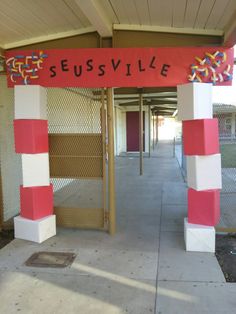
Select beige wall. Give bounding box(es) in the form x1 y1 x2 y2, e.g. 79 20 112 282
0 75 22 221
115 106 126 155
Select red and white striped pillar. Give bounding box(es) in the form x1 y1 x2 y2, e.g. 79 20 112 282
177 82 221 253
13 85 56 243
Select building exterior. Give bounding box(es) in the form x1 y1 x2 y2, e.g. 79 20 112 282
0 0 236 252
214 104 236 139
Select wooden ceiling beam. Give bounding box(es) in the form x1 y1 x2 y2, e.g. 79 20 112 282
118 101 177 107
153 113 174 116
93 87 176 96
75 0 112 37
153 108 174 111
153 109 175 112
4 27 96 50
152 108 175 112
223 12 236 47
117 100 148 106
152 105 176 110
114 95 177 101
113 24 223 37
114 87 177 94
151 99 177 105
113 30 222 48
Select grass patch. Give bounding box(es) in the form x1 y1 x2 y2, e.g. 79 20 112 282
221 143 236 168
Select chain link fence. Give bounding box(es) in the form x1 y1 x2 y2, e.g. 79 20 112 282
47 87 104 213
214 109 236 228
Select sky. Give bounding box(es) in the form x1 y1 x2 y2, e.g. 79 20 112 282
212 46 236 105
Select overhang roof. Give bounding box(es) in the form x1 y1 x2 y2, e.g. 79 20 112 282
213 103 236 113
0 0 236 49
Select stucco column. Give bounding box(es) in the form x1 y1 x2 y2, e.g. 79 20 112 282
177 83 222 253
13 85 56 243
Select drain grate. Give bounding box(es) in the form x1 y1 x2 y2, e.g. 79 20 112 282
25 252 76 268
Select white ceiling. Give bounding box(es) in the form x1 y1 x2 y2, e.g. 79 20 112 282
0 0 236 49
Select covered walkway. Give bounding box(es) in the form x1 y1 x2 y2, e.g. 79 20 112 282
0 141 234 314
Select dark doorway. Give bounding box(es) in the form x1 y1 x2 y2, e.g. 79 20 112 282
126 111 145 151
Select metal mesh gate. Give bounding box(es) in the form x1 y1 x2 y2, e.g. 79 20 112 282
47 87 106 229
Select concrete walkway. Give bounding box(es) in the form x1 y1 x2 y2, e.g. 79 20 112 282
0 141 235 314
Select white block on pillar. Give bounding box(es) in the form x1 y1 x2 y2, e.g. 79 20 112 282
186 154 222 191
14 215 56 243
177 83 212 121
184 218 215 252
22 153 50 187
14 85 47 119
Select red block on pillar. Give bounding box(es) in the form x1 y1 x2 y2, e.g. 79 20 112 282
14 119 48 153
20 184 53 220
183 119 219 155
188 188 220 226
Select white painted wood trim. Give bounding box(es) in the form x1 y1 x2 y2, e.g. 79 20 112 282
113 24 223 37
3 26 96 49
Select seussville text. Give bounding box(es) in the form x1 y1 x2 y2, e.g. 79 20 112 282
49 56 171 78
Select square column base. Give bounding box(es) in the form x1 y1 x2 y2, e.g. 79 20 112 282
184 218 215 253
14 215 56 243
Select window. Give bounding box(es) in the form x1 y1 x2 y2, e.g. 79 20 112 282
225 117 232 132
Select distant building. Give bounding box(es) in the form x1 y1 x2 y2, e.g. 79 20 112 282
213 104 236 139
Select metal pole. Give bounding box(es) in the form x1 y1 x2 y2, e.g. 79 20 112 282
156 115 158 144
139 93 143 176
173 136 175 158
101 89 107 229
0 171 3 230
153 114 155 150
148 105 151 158
107 88 116 235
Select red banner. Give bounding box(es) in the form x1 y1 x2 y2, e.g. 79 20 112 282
5 47 234 88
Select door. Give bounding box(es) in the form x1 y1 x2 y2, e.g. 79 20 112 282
126 111 145 151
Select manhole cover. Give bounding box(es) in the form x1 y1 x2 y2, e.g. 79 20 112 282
25 252 76 268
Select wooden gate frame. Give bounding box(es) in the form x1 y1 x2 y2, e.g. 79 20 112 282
107 88 116 235
47 87 116 234
0 169 3 230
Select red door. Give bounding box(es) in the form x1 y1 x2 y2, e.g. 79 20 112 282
126 111 145 151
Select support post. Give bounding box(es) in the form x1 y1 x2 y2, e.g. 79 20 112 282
101 89 107 229
178 83 219 253
13 86 56 243
139 93 143 175
156 115 158 144
148 105 151 158
153 113 155 150
0 171 3 231
231 113 236 139
107 88 116 235
173 136 175 157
